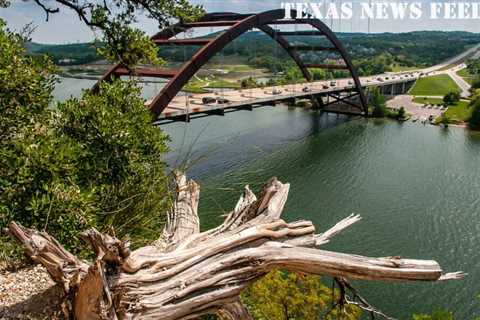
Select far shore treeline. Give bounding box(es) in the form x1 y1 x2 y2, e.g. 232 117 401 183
28 31 480 77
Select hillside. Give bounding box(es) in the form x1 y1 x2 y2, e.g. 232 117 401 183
26 31 480 75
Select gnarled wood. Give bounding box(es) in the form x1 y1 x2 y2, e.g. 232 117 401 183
8 174 465 320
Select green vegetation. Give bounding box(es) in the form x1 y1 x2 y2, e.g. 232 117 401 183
0 18 171 262
413 97 444 105
443 91 461 105
183 76 241 93
27 31 480 81
410 75 460 96
437 101 471 124
0 0 204 262
469 96 480 129
242 270 362 320
457 68 475 85
412 310 454 320
370 88 388 117
26 42 100 65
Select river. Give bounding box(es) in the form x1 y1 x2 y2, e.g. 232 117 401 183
55 78 480 318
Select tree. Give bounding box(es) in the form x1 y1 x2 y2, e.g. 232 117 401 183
1 0 199 261
242 270 361 320
7 0 203 68
443 91 461 106
472 75 480 90
7 174 463 319
0 20 171 258
370 88 387 117
469 97 480 130
398 106 406 119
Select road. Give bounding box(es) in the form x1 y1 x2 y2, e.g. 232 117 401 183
156 44 480 120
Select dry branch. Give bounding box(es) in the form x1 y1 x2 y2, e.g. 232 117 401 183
7 173 464 320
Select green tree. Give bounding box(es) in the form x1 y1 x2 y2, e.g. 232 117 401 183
241 270 362 320
0 22 171 256
472 75 480 90
370 88 388 117
12 0 203 68
443 91 461 105
398 106 406 119
469 97 480 130
1 0 201 261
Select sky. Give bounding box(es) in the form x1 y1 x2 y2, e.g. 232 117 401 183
0 0 479 44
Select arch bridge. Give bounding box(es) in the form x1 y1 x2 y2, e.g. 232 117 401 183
95 9 373 122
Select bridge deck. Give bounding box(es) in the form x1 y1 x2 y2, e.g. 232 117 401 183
154 73 419 121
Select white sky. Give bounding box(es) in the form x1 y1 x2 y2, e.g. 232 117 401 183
0 0 479 44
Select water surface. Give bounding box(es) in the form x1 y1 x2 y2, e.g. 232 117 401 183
54 80 480 318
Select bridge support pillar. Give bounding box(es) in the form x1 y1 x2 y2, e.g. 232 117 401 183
311 94 325 110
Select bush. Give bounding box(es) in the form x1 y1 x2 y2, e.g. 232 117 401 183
0 20 170 262
472 75 480 90
398 106 406 119
443 91 461 105
469 97 480 130
242 270 361 320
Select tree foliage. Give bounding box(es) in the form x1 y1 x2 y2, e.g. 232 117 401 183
443 91 461 106
369 88 388 118
241 270 362 320
16 0 204 67
0 20 170 262
469 96 480 130
472 75 480 90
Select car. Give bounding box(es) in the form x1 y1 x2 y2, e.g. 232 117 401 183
330 81 336 87
217 98 230 104
322 84 329 89
385 77 390 80
377 77 384 82
347 80 353 85
302 86 311 93
272 89 282 95
202 97 216 104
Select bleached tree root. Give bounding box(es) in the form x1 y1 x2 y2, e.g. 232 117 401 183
7 173 464 320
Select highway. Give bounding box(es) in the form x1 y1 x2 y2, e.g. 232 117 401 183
156 45 480 121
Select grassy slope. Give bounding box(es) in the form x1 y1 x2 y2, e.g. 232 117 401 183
409 74 460 96
413 96 472 124
457 69 475 85
443 101 472 123
412 97 444 105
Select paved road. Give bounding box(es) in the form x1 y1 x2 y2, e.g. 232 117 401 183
447 69 471 98
387 95 445 121
157 44 480 119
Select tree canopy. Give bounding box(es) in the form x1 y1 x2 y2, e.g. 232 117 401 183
14 0 204 67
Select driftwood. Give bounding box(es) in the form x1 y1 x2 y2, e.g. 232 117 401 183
7 172 464 319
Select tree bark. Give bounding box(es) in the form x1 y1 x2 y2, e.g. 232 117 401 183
7 173 464 320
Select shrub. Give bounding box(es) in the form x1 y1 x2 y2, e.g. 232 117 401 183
242 270 361 320
398 106 406 119
469 97 480 130
472 75 480 90
0 20 170 262
443 91 461 105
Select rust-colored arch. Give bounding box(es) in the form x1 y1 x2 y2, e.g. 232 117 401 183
94 9 368 117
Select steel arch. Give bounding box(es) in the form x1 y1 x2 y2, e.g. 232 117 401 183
94 9 368 117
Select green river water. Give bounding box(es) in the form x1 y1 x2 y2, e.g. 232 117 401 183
56 79 480 319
